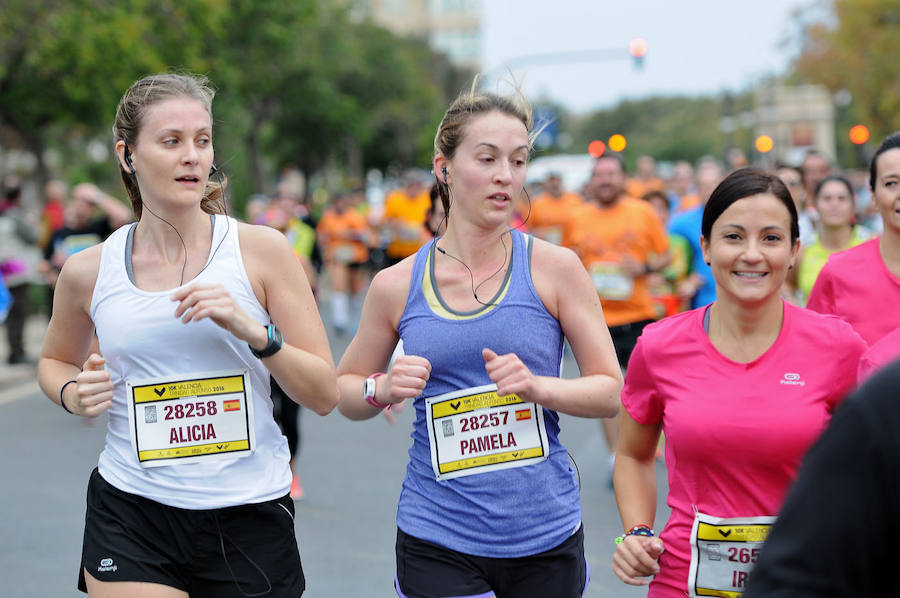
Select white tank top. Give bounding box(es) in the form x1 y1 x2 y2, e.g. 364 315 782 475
91 214 291 509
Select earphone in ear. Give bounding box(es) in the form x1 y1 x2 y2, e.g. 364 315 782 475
123 146 136 175
442 167 448 183
210 164 218 177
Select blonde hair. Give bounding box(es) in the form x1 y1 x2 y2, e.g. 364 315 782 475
112 73 226 219
433 78 535 216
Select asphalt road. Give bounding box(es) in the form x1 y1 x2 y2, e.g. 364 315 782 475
0 313 669 598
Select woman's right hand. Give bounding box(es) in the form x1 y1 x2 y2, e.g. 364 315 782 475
612 534 665 586
71 353 114 417
383 355 431 404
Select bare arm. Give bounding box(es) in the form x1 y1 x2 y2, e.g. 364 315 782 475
500 241 621 418
336 260 430 420
38 245 114 417
242 224 337 415
87 184 133 228
174 224 337 415
612 408 665 585
647 248 671 274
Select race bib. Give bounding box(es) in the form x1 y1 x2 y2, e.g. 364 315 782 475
425 384 549 481
126 370 255 468
688 512 775 597
589 262 634 300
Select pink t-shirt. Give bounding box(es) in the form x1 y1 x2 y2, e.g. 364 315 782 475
806 238 900 346
622 302 866 597
858 325 900 382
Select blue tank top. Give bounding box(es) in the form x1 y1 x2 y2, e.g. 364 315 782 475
396 229 581 557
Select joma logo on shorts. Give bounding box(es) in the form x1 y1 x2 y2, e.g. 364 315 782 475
98 557 118 573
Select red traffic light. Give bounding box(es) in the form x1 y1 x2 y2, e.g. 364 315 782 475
588 140 606 158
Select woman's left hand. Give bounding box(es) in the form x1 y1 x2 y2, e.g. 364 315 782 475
171 283 262 345
482 348 543 403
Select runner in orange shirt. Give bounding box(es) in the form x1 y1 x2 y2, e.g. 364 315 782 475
530 171 583 247
625 155 665 202
317 192 371 335
569 153 670 482
382 172 431 265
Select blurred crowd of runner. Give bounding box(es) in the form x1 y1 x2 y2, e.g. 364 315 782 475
0 147 884 363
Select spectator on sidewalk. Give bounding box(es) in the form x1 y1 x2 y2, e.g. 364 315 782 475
40 182 131 313
0 176 42 364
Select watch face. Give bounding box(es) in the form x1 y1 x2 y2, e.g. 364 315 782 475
364 377 375 399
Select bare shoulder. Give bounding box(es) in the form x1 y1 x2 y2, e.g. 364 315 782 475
57 243 103 295
368 255 416 307
237 221 293 255
529 236 587 281
528 237 592 318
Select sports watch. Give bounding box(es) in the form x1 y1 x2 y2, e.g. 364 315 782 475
250 324 283 358
364 373 388 409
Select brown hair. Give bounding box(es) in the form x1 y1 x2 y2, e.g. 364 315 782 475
112 73 226 219
433 79 535 218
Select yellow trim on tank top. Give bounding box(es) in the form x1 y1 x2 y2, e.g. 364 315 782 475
422 234 530 321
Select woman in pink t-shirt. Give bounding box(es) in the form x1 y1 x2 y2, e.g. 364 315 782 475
612 168 866 597
858 325 900 382
806 132 900 345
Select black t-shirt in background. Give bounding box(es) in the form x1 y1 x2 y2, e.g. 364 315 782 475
744 360 900 598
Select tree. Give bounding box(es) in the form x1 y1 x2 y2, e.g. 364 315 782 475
791 0 900 141
571 95 728 169
0 0 220 187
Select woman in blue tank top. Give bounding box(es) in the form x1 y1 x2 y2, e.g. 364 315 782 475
337 82 623 598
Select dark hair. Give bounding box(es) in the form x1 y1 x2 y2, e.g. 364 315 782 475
433 79 534 220
869 131 900 190
424 182 444 236
642 189 668 206
2 177 21 202
113 73 226 219
702 167 799 243
595 152 626 174
813 174 855 204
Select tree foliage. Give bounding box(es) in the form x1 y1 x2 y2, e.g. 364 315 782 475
792 0 900 140
0 0 467 203
0 0 222 181
572 95 731 169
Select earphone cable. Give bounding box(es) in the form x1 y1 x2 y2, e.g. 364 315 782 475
135 167 229 287
436 231 508 307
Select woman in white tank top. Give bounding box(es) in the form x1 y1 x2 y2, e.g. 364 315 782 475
37 73 337 598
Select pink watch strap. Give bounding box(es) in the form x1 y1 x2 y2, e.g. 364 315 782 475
364 373 389 408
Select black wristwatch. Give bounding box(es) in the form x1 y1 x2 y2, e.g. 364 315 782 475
250 324 283 358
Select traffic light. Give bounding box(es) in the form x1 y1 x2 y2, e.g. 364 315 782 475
588 140 606 158
629 38 647 69
849 125 870 145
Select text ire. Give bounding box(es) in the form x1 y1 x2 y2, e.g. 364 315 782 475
170 424 216 444
460 432 516 455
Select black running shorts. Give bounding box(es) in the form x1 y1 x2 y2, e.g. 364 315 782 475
78 468 305 597
395 525 588 598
